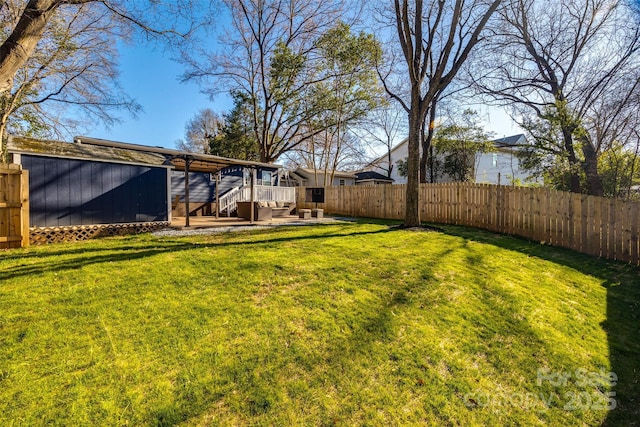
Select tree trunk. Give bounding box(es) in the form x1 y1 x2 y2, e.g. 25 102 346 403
578 134 604 196
419 123 427 183
405 105 421 227
560 127 582 193
420 106 436 183
0 121 8 163
429 144 435 183
0 0 62 93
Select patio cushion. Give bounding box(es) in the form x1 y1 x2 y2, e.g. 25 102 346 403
267 201 277 208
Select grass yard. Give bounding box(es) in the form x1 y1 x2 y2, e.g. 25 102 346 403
0 221 638 426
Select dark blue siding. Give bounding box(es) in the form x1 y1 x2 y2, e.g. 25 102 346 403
21 155 168 227
171 171 216 202
68 162 83 225
29 156 47 226
171 168 244 202
170 167 278 202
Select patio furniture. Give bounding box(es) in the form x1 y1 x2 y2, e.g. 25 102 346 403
266 201 296 217
298 209 312 219
237 201 272 221
311 208 323 219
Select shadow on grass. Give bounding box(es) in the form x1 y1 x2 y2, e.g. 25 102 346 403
4 220 637 425
0 222 358 263
146 227 635 425
437 224 640 426
0 225 393 281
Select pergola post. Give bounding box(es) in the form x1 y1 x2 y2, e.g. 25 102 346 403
215 171 220 219
184 156 193 228
249 168 256 224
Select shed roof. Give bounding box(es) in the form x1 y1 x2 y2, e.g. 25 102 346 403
8 136 168 167
75 136 280 173
8 135 281 173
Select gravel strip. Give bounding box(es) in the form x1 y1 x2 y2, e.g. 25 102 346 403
152 217 347 237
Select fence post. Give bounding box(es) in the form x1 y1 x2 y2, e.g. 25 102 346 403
0 164 28 249
21 169 29 247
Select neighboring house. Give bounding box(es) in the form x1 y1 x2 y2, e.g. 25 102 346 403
288 168 357 186
7 135 286 226
287 167 394 187
474 134 534 185
365 133 537 185
365 140 409 184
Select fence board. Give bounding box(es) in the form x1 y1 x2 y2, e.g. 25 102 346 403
547 190 556 245
620 200 631 263
593 197 603 258
602 199 611 260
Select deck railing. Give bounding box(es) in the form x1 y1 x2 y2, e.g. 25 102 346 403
219 185 296 215
241 185 296 203
218 186 242 215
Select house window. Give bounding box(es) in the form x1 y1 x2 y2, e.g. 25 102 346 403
339 179 346 186
261 171 272 186
492 153 498 167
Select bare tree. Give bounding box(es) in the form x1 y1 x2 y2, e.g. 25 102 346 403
175 108 224 154
0 0 89 94
0 0 201 94
357 99 407 178
0 0 210 160
183 0 361 163
472 0 640 196
0 1 140 160
582 69 640 197
288 129 368 185
382 0 502 226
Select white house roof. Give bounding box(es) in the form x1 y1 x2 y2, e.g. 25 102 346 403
293 167 357 179
366 133 527 167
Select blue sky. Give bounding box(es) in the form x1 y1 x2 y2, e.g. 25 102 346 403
87 43 232 149
86 34 521 153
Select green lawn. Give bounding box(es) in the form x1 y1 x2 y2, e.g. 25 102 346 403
0 221 638 426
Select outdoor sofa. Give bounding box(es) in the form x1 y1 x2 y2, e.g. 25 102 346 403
236 201 296 221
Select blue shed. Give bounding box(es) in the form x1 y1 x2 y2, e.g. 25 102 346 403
8 136 171 228
8 135 286 233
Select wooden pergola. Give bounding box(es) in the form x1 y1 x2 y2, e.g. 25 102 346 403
74 136 281 227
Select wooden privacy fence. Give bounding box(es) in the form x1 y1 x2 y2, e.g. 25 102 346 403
296 183 640 266
0 164 29 249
